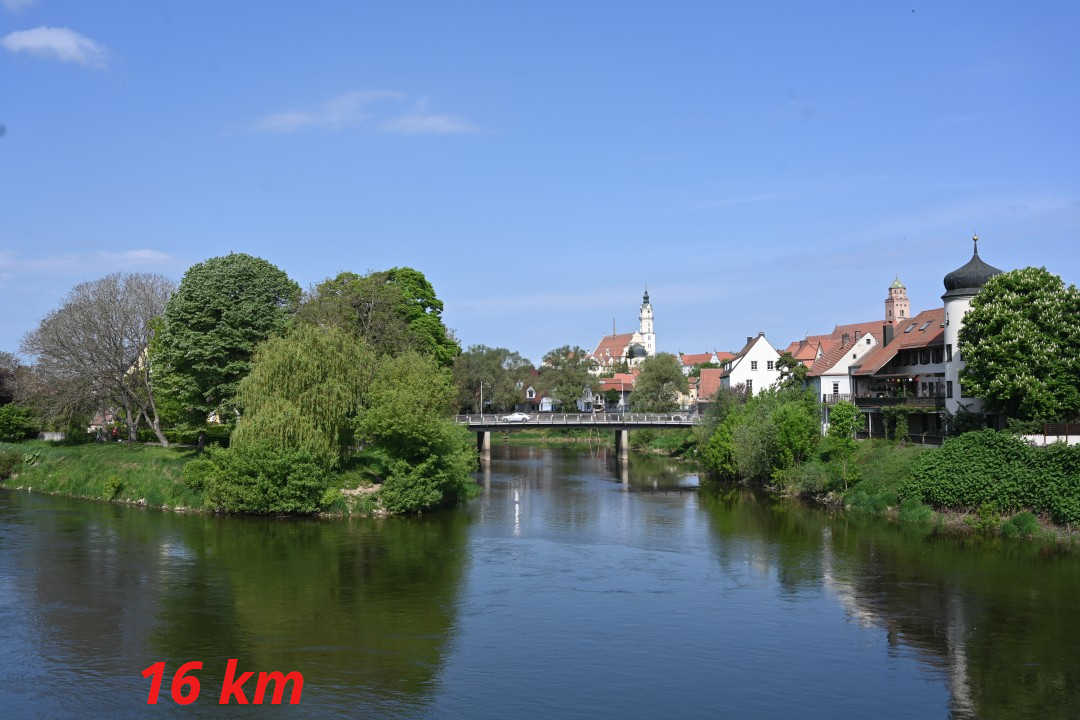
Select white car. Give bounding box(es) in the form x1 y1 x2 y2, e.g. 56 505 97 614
502 412 531 423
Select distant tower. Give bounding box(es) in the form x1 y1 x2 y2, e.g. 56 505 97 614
885 276 910 325
638 288 655 356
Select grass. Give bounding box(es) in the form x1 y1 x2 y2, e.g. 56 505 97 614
840 440 931 515
0 440 203 509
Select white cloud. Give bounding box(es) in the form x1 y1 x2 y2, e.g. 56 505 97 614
382 113 476 135
1 26 107 67
255 90 404 133
2 0 36 12
255 90 476 135
98 249 174 265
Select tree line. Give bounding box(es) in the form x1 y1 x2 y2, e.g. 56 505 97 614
3 253 469 514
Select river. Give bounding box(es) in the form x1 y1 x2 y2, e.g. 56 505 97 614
1 444 1078 718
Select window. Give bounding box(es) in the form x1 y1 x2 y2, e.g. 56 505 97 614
903 323 916 333
751 361 758 370
932 347 943 363
767 360 774 370
746 379 753 395
960 383 967 399
946 344 952 362
946 381 953 399
865 337 871 345
899 309 904 317
832 382 839 395
919 320 931 331
526 387 535 399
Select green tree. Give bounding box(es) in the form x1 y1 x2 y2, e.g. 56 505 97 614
296 267 460 366
630 353 688 412
540 345 597 411
155 254 301 425
453 345 534 412
826 400 859 489
959 267 1080 422
354 352 475 513
776 352 808 388
231 324 376 466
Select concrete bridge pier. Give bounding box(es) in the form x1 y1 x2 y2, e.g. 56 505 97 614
476 431 491 460
615 429 629 461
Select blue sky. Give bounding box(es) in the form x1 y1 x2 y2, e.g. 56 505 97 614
2 1 1078 363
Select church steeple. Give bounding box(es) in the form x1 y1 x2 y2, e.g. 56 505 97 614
638 287 655 356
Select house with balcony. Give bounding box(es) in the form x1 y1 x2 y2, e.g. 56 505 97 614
849 307 948 440
846 238 1004 442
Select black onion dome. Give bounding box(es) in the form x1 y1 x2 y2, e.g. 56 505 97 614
942 236 1002 298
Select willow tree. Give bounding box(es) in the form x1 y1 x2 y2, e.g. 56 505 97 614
231 324 376 466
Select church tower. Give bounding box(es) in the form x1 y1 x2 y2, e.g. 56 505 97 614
638 288 655 356
885 276 910 326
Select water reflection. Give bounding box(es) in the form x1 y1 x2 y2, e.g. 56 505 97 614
0 494 469 718
698 490 1080 719
2 446 1079 719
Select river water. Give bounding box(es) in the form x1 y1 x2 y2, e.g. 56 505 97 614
1 444 1078 718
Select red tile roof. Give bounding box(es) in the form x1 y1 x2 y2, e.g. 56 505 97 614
714 351 735 363
598 372 637 392
851 308 945 376
679 352 714 367
807 337 858 377
698 368 727 401
590 333 634 363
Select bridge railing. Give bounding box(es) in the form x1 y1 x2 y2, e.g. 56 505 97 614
454 412 699 426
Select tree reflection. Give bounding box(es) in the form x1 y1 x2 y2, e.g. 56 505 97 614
699 489 1080 719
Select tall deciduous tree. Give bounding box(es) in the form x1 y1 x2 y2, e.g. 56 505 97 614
453 345 534 412
541 345 597 411
630 353 688 412
20 273 175 442
154 253 301 426
0 351 18 405
296 267 460 366
959 267 1080 422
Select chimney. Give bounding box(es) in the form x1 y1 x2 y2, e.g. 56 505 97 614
758 331 765 337
882 324 894 347
798 339 807 351
746 336 753 345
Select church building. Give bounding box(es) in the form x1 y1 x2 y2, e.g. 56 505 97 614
589 290 657 373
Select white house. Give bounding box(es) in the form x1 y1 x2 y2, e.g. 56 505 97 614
718 332 781 396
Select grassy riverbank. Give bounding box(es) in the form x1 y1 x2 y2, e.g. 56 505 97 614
736 435 1080 545
0 441 203 509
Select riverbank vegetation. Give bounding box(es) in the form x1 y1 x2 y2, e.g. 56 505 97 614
696 387 1080 540
3 254 475 516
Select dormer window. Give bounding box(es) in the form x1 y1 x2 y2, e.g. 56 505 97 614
526 387 536 399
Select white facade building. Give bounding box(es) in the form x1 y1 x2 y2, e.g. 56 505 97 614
941 236 1002 416
719 332 781 396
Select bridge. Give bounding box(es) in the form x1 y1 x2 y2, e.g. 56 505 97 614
455 412 701 459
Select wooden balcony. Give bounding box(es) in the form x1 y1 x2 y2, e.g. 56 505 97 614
854 395 946 409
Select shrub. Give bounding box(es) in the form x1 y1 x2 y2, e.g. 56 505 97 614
0 450 20 479
103 476 124 500
0 404 39 442
191 446 331 514
899 429 1080 524
1001 511 1040 539
701 388 820 483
